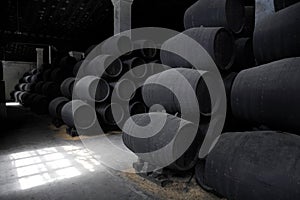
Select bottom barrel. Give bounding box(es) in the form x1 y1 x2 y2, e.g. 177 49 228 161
49 97 69 118
195 131 300 200
61 100 97 129
122 112 205 171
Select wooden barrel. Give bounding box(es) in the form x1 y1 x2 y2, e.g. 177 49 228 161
233 38 255 70
86 55 123 79
49 97 69 118
19 92 37 107
13 91 22 102
142 68 211 116
101 36 132 55
160 27 235 70
58 55 77 73
34 81 44 94
237 6 255 37
122 112 205 171
123 57 147 78
29 68 38 75
133 40 157 59
73 60 83 77
196 131 300 199
96 103 124 125
253 3 300 64
110 79 136 101
43 69 53 81
129 101 147 116
23 83 36 92
60 77 75 99
30 73 42 83
231 57 300 133
61 100 97 129
50 68 65 83
74 76 110 102
184 0 245 33
23 76 32 83
42 82 61 98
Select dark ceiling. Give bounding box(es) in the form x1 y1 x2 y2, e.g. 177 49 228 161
0 0 196 62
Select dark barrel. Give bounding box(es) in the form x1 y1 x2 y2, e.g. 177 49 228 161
60 77 75 99
184 0 245 33
101 35 132 55
34 81 44 94
30 73 42 83
160 27 235 70
122 112 205 171
23 76 32 83
59 55 77 72
50 68 65 83
42 82 61 98
274 0 299 11
61 100 97 129
123 57 147 78
74 76 110 102
86 55 123 79
96 103 124 125
73 60 83 76
142 68 211 116
43 69 52 81
14 91 22 102
19 92 37 107
31 95 49 114
253 3 300 64
133 40 157 59
49 97 69 118
39 63 52 72
233 38 255 70
18 92 31 106
196 131 300 200
110 79 136 101
231 57 300 134
18 83 27 91
29 68 38 75
237 6 255 37
24 83 36 92
129 101 147 116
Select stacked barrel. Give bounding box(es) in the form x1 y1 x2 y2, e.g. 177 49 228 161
58 37 159 133
123 0 251 172
121 0 300 199
179 1 300 199
12 55 77 114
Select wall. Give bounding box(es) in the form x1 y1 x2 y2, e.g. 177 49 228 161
2 61 36 101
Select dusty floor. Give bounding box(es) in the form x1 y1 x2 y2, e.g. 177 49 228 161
0 105 220 200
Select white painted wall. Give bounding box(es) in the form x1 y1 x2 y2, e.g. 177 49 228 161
1 61 36 100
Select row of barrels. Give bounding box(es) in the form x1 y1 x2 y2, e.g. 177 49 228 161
49 78 149 132
195 2 300 199
48 41 159 131
122 1 300 200
122 57 300 199
11 55 78 114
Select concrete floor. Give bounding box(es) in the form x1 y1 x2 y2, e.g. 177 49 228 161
0 105 154 200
